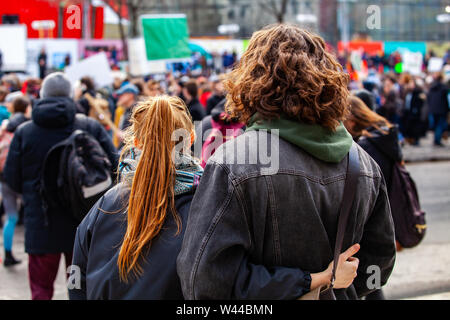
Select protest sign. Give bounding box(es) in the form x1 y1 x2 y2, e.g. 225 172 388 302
65 52 113 88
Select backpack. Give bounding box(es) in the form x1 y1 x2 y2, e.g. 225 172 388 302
40 115 113 224
388 162 426 248
0 124 13 173
201 117 244 168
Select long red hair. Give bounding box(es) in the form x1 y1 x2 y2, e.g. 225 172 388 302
117 95 193 282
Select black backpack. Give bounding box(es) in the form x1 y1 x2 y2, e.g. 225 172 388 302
40 115 113 224
388 162 426 248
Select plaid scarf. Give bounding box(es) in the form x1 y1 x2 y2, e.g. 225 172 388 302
119 148 203 196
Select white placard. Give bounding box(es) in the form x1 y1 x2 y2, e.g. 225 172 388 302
65 52 113 88
402 51 423 76
428 57 444 73
0 25 27 72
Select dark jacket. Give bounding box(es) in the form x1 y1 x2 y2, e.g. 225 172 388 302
187 98 206 122
427 81 449 116
69 184 194 300
77 89 96 115
198 99 226 147
5 113 29 133
206 94 225 115
357 126 403 190
177 130 396 300
4 96 118 254
378 90 399 121
402 88 428 139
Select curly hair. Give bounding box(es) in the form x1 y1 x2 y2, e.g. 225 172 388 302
224 24 350 131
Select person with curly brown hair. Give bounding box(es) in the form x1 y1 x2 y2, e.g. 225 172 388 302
177 24 396 300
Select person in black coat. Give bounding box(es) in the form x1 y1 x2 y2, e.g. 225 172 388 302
205 76 225 115
69 96 202 299
3 72 118 300
182 79 206 122
427 73 449 146
345 95 403 300
378 75 400 124
402 79 427 146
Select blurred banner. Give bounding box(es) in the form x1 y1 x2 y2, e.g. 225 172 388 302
384 42 427 56
337 41 383 55
141 14 191 61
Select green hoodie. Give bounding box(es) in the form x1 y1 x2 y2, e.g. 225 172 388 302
246 113 353 163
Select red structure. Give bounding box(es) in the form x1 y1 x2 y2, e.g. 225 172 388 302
0 0 104 39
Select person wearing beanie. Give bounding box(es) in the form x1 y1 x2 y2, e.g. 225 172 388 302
3 72 118 300
39 72 73 99
113 83 139 148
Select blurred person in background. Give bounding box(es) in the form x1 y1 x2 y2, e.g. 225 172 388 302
199 99 245 167
182 80 205 122
21 78 41 100
147 79 164 97
378 75 400 124
113 83 139 148
198 77 212 108
353 88 376 111
402 77 428 146
0 86 11 124
4 91 23 119
206 75 225 115
76 76 97 115
344 95 403 300
345 95 402 197
38 48 47 80
427 72 449 147
0 96 32 266
130 78 148 101
2 74 22 93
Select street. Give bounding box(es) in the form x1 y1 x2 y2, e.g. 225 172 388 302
1 159 449 300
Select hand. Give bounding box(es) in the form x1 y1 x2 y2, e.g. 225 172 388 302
328 243 360 289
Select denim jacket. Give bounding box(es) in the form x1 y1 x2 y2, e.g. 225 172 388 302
177 130 396 300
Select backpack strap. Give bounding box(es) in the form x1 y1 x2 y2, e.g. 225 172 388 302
330 142 360 287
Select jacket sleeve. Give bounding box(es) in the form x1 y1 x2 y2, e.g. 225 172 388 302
177 161 312 300
68 197 103 300
353 177 396 298
3 129 23 193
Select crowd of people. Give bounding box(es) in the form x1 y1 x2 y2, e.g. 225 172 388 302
340 56 450 147
0 23 446 300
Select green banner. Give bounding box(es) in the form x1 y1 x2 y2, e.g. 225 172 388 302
141 15 191 61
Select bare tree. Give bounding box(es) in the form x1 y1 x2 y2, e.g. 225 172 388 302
258 0 289 24
105 0 166 60
104 0 129 60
